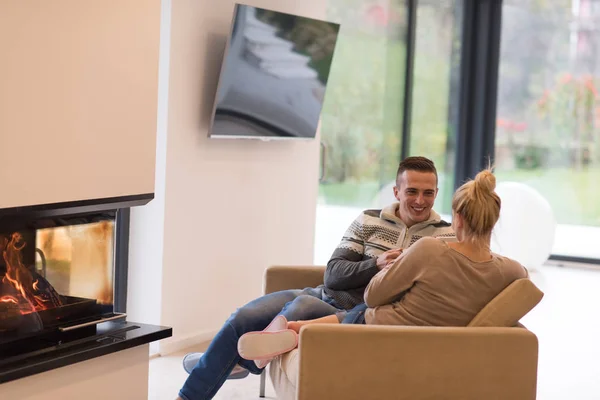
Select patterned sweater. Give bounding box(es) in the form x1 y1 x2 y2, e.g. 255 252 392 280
321 203 455 309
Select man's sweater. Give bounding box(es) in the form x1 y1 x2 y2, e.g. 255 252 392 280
321 203 455 309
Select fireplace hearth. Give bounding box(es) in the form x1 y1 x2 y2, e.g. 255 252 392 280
0 195 171 384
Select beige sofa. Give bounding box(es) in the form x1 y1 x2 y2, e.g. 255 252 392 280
262 265 544 400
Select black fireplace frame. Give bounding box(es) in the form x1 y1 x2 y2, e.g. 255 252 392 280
114 207 131 313
0 193 152 322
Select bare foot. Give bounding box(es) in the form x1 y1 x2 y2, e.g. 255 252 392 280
287 321 303 333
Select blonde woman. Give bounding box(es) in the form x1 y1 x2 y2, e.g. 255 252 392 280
237 168 529 363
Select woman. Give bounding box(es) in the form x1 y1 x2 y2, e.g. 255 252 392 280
236 168 529 363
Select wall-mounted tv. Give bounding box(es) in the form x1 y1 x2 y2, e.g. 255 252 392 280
208 4 341 140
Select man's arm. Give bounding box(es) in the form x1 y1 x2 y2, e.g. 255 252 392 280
324 247 379 290
323 214 378 290
323 214 401 290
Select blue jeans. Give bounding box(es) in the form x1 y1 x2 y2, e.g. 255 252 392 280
179 287 342 400
340 303 368 324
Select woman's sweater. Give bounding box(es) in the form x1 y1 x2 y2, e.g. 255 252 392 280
364 237 528 326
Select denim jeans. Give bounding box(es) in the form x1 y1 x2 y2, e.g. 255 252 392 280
340 303 368 324
179 287 342 400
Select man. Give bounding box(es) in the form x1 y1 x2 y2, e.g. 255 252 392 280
177 156 454 400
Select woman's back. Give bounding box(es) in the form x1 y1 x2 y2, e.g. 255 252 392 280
364 237 528 326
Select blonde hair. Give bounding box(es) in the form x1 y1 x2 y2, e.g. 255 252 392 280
451 169 501 243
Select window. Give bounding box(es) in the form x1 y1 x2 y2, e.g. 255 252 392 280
495 0 600 259
409 0 462 217
315 0 408 264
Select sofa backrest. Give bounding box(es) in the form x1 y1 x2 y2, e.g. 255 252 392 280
468 278 544 327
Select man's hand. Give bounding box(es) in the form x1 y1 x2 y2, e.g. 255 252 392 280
383 252 405 271
376 248 403 270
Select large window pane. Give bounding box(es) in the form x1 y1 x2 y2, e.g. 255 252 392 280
495 0 600 259
319 0 407 207
409 0 462 217
315 0 408 264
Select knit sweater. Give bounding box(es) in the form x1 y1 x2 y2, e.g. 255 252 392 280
364 237 529 326
321 203 455 309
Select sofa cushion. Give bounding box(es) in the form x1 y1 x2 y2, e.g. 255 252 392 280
269 348 300 400
281 348 300 386
468 278 543 327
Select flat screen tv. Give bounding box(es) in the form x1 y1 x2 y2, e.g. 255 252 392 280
208 4 341 140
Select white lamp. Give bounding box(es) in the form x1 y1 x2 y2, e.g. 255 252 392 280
491 182 557 270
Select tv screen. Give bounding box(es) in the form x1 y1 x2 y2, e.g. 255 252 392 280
208 4 341 140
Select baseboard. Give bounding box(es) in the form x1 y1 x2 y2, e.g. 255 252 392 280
158 329 218 356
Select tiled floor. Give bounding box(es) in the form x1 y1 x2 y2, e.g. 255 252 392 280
149 263 600 399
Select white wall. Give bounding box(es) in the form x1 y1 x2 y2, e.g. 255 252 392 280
127 0 172 355
128 0 325 353
0 0 160 208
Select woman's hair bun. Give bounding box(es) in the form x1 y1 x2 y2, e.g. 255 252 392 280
473 169 496 193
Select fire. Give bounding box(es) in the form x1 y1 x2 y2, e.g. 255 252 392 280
1 232 63 317
1 296 18 304
0 293 36 315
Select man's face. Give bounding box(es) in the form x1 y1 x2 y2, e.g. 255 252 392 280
393 170 438 227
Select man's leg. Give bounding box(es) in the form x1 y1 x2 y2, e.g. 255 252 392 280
340 303 368 324
182 353 248 378
276 293 342 322
178 289 341 400
238 303 368 361
178 289 301 400
237 293 344 369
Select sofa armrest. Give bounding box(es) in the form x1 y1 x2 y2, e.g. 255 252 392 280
468 278 544 327
263 265 326 295
296 324 538 400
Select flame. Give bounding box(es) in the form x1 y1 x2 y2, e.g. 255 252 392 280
1 232 63 317
0 293 37 315
1 296 19 304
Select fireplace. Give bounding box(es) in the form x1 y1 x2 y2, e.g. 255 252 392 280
0 196 171 384
1 211 121 341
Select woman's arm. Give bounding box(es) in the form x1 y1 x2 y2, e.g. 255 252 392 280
364 239 433 307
